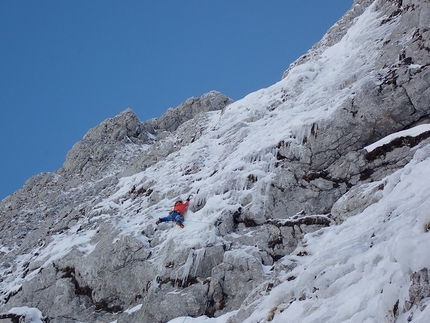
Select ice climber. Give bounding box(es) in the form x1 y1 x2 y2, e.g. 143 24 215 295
156 196 191 228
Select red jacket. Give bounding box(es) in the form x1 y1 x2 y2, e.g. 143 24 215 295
173 200 189 215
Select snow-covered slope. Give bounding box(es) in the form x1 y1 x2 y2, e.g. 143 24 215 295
204 144 430 323
164 143 430 320
1 0 430 322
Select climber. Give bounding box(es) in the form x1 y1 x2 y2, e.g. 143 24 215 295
156 196 191 228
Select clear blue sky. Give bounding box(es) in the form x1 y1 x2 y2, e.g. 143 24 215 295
0 1 352 200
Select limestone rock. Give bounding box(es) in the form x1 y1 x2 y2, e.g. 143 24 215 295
155 90 233 133
1 1 430 323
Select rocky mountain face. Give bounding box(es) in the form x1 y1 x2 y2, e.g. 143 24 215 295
1 0 430 322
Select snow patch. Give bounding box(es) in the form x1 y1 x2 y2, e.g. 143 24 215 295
8 307 44 323
365 124 430 152
124 304 142 314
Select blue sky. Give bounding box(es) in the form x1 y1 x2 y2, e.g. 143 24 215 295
0 1 352 200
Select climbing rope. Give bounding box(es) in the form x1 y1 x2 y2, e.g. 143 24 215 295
183 219 214 225
140 226 177 322
179 221 219 322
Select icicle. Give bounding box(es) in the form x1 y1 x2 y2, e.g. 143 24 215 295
193 248 205 276
181 251 194 285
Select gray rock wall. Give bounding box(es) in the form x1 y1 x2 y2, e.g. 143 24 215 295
1 1 430 322
0 91 233 323
269 0 430 219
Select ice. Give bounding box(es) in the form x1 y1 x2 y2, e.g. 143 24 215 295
2 2 429 323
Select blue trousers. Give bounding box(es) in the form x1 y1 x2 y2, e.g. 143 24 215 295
161 211 184 225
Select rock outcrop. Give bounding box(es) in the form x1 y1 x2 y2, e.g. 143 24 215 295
1 1 430 322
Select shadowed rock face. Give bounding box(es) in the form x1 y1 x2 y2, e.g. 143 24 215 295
1 1 430 322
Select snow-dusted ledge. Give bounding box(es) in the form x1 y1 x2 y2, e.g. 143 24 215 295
1 307 45 323
365 124 430 153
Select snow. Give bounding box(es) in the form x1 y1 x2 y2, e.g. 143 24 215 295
124 304 143 314
33 226 98 269
8 306 44 323
2 2 430 323
365 124 430 152
167 311 238 323
226 143 430 323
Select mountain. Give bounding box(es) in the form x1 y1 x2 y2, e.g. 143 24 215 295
1 0 430 322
